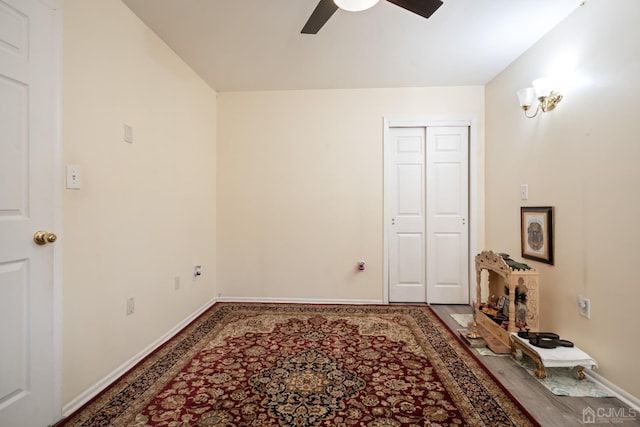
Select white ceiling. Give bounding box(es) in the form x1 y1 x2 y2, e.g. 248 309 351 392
121 0 582 92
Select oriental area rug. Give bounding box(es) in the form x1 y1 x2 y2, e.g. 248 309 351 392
59 303 538 427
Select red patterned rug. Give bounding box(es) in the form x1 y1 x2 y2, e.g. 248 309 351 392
59 303 538 426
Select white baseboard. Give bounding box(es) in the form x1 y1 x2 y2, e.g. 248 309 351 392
216 296 385 305
62 297 218 417
584 370 640 411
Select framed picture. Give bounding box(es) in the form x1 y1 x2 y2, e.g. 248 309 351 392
520 206 554 265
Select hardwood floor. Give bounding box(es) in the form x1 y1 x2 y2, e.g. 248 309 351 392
429 304 640 427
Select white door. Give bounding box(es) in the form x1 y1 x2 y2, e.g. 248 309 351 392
426 127 469 304
386 125 469 303
0 0 60 426
387 127 426 302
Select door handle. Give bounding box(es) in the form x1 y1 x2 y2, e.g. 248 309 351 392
34 230 57 245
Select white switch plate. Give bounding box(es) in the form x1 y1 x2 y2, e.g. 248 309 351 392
124 124 133 143
520 184 528 200
126 297 135 316
66 165 81 189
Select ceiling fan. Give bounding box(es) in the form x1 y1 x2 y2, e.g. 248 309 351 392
301 0 443 34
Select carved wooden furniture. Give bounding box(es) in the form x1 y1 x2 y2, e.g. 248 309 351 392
510 333 598 380
474 250 539 353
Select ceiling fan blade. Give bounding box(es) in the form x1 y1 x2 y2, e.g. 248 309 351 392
386 0 443 19
301 0 339 34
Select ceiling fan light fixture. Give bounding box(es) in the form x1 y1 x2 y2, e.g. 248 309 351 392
333 0 380 12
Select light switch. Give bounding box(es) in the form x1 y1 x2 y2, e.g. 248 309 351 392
66 165 81 189
124 124 133 143
520 184 528 200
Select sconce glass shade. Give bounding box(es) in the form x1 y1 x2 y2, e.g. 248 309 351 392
517 87 535 109
532 77 552 98
334 0 379 11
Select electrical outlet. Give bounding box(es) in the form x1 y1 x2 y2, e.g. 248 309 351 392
578 294 591 319
126 297 135 315
174 276 180 290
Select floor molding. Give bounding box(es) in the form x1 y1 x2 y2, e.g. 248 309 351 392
216 296 385 305
584 370 640 412
62 297 218 417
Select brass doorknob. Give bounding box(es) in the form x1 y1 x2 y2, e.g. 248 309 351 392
34 230 57 245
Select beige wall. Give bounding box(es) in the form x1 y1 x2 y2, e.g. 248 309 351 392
217 87 484 301
485 0 640 397
61 0 217 404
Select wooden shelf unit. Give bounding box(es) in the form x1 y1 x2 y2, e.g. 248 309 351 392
474 250 539 351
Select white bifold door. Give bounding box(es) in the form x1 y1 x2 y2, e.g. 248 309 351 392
387 125 469 304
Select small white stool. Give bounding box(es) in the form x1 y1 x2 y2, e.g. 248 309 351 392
510 333 598 380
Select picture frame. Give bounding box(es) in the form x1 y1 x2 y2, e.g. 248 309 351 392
520 206 554 265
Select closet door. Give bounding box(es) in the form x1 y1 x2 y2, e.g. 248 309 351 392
386 125 469 304
426 126 469 304
387 127 426 302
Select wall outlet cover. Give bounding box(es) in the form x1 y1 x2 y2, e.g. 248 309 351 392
578 295 591 319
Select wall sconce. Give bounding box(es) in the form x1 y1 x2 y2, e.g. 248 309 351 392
517 77 563 118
